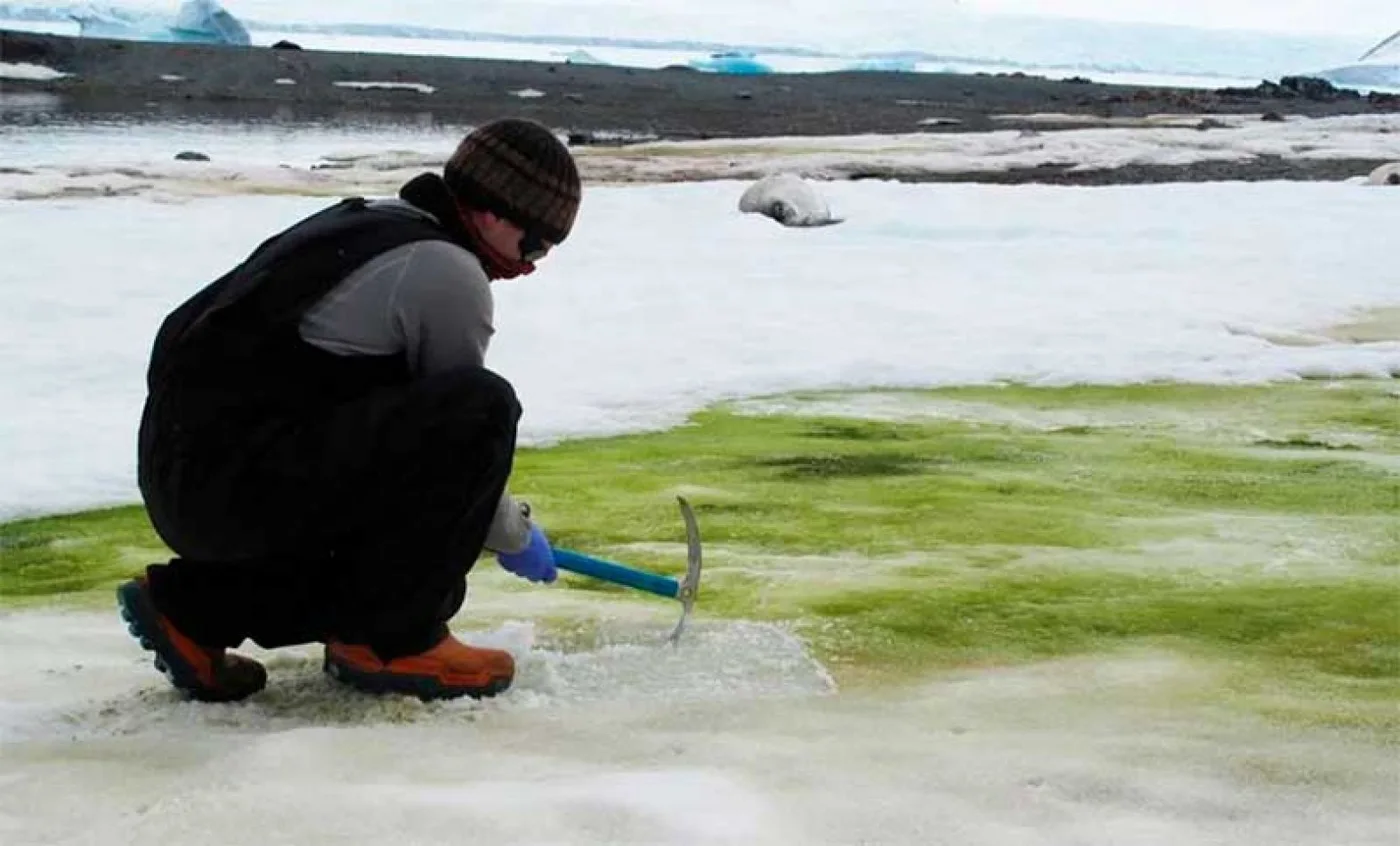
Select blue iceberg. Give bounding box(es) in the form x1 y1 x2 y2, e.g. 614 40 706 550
1316 29 1400 92
846 58 917 73
73 1 250 46
557 49 606 65
688 51 773 75
1316 63 1400 91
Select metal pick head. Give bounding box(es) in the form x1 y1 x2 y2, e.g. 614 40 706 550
667 496 703 646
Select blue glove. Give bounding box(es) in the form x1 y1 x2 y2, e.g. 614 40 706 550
496 524 557 584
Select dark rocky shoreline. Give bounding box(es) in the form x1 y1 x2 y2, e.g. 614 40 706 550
844 157 1397 186
2 29 1396 185
5 29 1398 136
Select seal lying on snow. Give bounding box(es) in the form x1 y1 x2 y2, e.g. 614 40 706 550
739 173 842 227
1365 162 1400 185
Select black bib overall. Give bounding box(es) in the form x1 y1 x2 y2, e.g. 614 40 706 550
139 197 520 658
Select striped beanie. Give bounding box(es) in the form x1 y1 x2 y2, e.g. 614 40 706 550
443 118 582 245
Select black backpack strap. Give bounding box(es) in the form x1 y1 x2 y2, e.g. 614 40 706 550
210 198 454 328
148 198 457 389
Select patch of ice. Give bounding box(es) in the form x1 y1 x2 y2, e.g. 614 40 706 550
0 91 61 111
2 180 1398 519
4 116 1400 200
0 61 69 81
990 112 1231 128
1 614 832 743
274 77 297 85
555 48 604 65
332 80 436 94
1314 307 1400 344
2 614 1395 846
729 390 1400 468
579 114 1400 183
733 392 1207 432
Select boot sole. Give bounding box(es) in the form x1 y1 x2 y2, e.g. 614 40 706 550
116 579 264 703
323 653 511 702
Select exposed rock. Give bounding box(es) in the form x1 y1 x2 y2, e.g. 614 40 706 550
1281 75 1359 100
566 130 658 147
174 150 210 161
269 40 302 50
1217 75 1363 103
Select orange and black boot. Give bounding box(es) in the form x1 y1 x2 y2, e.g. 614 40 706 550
116 577 267 703
324 635 514 701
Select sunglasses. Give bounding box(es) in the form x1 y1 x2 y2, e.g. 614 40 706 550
517 228 552 263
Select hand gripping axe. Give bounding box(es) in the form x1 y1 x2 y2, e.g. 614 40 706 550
551 496 704 645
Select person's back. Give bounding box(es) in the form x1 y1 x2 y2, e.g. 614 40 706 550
117 118 582 703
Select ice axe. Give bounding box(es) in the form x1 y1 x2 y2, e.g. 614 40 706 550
551 496 703 645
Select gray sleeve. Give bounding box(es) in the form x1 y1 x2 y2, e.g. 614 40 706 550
485 493 534 553
299 239 494 374
389 240 496 376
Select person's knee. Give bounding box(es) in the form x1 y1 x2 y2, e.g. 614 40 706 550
421 367 522 431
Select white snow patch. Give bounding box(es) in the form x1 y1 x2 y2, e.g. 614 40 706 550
3 116 1399 200
991 112 1225 127
585 114 1400 182
734 392 1210 431
2 610 1395 846
0 615 833 743
158 73 185 82
332 80 436 94
0 91 61 111
274 77 297 85
510 87 546 98
1 180 1398 519
0 61 69 81
731 390 1398 453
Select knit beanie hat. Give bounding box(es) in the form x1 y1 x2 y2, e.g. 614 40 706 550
443 118 582 245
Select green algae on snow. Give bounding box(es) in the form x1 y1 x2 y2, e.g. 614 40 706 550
2 380 1396 728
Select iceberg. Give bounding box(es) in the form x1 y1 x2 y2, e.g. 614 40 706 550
557 48 605 65
688 51 773 75
1315 29 1400 92
169 0 248 45
72 0 250 46
1317 63 1400 90
845 58 918 73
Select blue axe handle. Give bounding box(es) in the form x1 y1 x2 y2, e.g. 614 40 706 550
553 548 680 600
